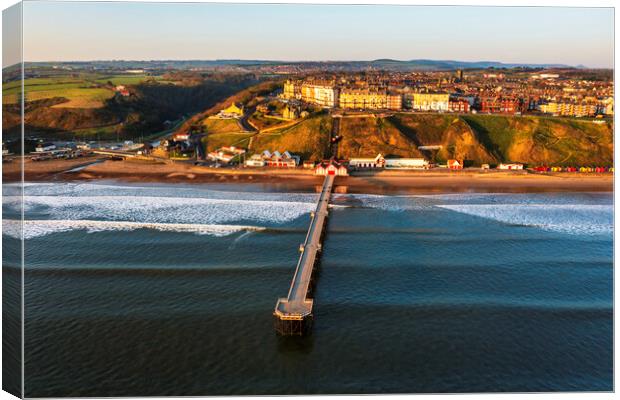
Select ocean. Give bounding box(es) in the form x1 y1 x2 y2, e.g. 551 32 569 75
2 181 613 396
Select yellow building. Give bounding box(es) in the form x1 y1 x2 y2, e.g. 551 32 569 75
282 105 299 120
540 102 597 117
387 94 402 111
217 103 245 118
300 82 339 108
410 93 450 111
283 80 301 100
338 89 403 111
339 89 385 109
601 97 614 115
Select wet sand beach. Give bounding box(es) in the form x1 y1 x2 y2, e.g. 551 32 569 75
4 158 613 195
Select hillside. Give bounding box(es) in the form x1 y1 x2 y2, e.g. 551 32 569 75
2 73 261 140
174 80 282 136
338 116 425 158
250 113 332 161
459 115 613 165
388 114 498 164
384 114 611 165
238 113 613 166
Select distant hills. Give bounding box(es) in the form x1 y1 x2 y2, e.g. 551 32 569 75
21 58 583 72
366 59 573 70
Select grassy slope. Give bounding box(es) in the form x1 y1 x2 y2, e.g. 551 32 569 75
196 111 613 166
338 116 425 158
4 74 260 140
3 75 159 106
461 115 613 165
203 118 245 134
248 112 287 130
390 114 498 164
175 80 281 136
250 114 332 161
203 133 254 152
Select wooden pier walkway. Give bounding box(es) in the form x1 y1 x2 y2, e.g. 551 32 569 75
274 173 335 335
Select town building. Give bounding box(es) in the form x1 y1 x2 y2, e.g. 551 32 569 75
497 163 524 170
245 150 299 168
448 99 470 113
115 85 130 97
217 103 244 119
338 89 402 110
315 160 349 176
264 150 299 167
539 101 598 117
384 158 430 169
447 159 463 169
599 97 614 115
409 92 450 112
387 94 403 111
303 160 317 169
244 154 265 167
207 146 246 164
348 154 385 169
300 82 339 108
479 97 523 114
282 105 299 120
283 80 301 100
172 133 190 142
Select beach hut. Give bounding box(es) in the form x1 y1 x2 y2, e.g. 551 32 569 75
303 160 317 169
447 159 463 170
497 163 524 170
315 160 348 176
349 154 385 169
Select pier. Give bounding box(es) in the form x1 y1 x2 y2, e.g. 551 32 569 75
274 173 335 335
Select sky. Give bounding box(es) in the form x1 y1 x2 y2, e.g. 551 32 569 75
16 2 615 68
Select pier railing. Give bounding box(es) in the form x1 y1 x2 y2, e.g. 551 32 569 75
274 173 335 335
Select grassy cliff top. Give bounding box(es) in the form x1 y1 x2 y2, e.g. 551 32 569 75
218 112 613 166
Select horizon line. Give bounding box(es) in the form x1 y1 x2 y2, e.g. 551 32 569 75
17 58 610 69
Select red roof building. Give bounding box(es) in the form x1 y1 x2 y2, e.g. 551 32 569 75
447 159 463 170
448 99 470 113
480 97 523 114
315 160 348 176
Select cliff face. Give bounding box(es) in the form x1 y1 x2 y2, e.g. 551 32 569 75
252 113 613 166
459 115 613 165
250 114 332 161
338 117 425 159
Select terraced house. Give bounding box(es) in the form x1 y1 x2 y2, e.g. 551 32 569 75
408 92 450 111
539 101 599 117
339 88 402 110
300 81 339 108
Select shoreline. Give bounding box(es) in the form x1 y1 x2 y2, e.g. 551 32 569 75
5 158 613 195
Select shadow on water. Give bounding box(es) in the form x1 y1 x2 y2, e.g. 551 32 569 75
276 335 315 355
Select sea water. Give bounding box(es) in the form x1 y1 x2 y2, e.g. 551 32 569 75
2 182 613 396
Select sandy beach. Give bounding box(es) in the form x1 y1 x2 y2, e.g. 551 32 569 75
5 157 613 195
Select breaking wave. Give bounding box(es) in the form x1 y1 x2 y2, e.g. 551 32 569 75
3 219 265 239
14 195 316 226
436 204 613 235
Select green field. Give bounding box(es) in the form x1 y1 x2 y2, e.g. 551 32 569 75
202 133 255 152
202 118 246 134
92 74 161 85
2 74 159 108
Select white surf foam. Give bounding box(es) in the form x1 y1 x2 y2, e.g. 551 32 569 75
3 219 265 239
437 204 613 235
17 195 315 226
